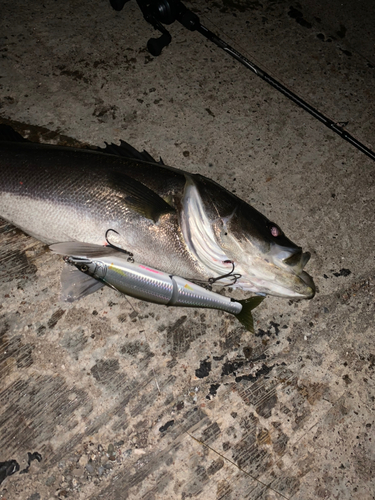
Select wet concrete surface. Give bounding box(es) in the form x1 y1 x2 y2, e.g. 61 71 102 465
0 0 374 498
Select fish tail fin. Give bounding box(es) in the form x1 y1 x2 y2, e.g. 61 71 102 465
236 296 265 333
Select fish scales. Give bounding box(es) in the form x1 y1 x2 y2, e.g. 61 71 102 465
0 141 200 278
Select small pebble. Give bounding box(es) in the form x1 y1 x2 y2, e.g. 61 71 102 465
78 455 87 467
26 494 41 500
85 462 95 474
73 467 84 477
45 475 56 486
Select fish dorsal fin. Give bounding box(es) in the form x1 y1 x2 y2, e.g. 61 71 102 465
109 171 174 222
180 176 232 279
0 124 29 142
60 262 105 302
98 140 164 165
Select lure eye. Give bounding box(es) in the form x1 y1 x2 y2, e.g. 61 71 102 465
79 265 89 273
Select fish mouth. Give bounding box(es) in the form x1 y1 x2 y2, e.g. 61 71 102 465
282 248 311 270
283 249 315 298
274 247 315 298
297 270 315 299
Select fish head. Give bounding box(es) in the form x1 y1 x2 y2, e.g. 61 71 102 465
212 201 315 299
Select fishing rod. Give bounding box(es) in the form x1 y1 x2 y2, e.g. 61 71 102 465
110 0 375 163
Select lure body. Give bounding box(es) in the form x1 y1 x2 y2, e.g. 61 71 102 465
51 242 264 332
70 254 243 314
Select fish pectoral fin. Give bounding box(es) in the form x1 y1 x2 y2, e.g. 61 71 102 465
60 263 105 302
51 242 121 258
109 171 175 222
236 296 265 333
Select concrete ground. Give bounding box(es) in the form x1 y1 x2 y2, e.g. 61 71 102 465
0 0 374 499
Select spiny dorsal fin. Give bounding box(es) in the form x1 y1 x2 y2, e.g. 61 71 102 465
0 125 166 165
98 140 164 165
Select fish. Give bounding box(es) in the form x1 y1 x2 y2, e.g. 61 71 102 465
50 242 265 332
0 125 315 299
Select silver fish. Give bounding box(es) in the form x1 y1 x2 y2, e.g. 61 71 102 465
0 127 315 299
50 242 265 333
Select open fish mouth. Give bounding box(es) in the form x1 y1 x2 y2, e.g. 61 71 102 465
283 249 311 271
282 249 315 298
261 244 315 298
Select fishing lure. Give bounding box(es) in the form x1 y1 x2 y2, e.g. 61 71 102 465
50 242 264 333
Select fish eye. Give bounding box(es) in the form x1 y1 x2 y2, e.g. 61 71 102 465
268 223 283 238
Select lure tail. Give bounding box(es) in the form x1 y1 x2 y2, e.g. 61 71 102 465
236 296 265 333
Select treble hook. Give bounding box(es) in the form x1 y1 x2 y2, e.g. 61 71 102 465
208 260 242 287
105 229 134 262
